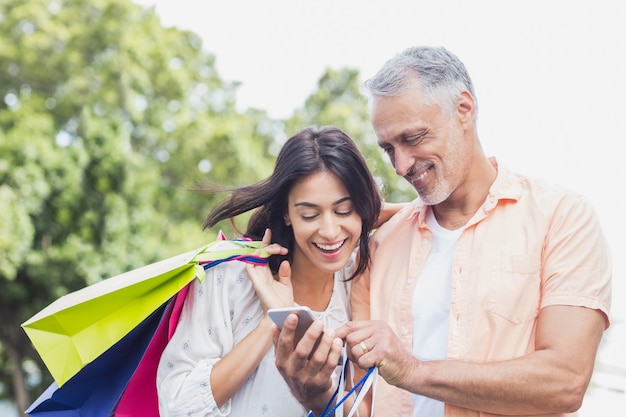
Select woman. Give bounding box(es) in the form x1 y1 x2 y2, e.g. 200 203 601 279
156 126 394 416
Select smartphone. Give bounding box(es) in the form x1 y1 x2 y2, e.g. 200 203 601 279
268 306 317 344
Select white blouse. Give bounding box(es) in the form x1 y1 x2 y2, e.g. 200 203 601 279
157 241 353 417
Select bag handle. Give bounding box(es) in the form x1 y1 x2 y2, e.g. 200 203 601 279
315 348 377 417
191 239 270 281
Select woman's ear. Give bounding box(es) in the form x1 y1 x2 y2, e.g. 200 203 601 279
283 214 291 226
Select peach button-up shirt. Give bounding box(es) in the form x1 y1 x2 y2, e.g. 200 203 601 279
351 161 612 417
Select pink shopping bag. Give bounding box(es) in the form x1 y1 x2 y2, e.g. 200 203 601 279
114 284 190 416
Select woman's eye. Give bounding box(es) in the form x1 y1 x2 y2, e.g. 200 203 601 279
336 209 354 217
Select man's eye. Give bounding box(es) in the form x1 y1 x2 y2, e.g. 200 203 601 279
406 133 426 145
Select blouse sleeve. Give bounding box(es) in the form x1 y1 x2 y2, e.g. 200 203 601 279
157 257 262 417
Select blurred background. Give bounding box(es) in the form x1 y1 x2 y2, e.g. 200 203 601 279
1 0 623 415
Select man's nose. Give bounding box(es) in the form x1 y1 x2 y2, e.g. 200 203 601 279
392 149 415 177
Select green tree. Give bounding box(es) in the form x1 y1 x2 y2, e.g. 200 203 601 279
0 0 278 411
0 1 413 413
285 67 416 203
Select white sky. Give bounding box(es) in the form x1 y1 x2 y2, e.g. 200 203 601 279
133 0 625 403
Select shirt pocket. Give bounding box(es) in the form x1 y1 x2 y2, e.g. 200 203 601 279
487 254 541 325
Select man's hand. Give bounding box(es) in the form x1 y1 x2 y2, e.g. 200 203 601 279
338 320 417 388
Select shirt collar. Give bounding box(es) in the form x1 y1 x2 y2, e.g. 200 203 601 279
486 157 523 203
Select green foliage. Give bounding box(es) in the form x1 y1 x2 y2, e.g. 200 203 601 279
0 0 279 407
0 0 412 410
285 67 415 202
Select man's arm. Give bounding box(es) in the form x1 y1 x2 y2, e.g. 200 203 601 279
374 202 408 229
343 305 606 415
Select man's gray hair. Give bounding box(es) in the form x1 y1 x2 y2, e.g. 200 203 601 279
363 46 477 117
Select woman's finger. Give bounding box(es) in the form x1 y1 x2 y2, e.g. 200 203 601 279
261 228 272 247
276 260 292 285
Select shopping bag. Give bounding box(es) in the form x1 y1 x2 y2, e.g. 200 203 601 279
26 302 170 417
113 284 190 416
22 239 268 386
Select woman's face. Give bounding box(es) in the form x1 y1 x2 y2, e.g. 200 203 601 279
284 170 362 275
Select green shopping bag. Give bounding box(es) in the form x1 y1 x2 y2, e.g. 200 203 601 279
22 238 267 386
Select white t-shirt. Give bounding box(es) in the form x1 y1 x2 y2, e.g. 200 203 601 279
411 209 463 417
157 240 353 417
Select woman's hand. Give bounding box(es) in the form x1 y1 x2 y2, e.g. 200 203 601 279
273 315 344 415
246 229 294 312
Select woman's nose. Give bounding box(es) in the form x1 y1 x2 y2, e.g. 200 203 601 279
318 213 340 238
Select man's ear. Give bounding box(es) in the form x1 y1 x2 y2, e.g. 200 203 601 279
457 90 476 127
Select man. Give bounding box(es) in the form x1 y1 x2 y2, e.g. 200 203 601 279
274 46 612 417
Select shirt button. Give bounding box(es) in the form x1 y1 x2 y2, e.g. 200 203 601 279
407 278 413 285
401 327 409 335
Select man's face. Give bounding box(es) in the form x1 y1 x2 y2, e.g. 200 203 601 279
371 85 472 206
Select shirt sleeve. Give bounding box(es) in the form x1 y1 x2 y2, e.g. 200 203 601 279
541 192 612 327
157 259 262 417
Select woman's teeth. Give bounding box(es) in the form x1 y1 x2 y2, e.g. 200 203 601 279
315 241 345 251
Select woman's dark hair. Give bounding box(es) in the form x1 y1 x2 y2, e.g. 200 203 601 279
203 126 382 279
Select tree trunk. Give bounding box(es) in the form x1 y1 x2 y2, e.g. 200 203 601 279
6 344 28 416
